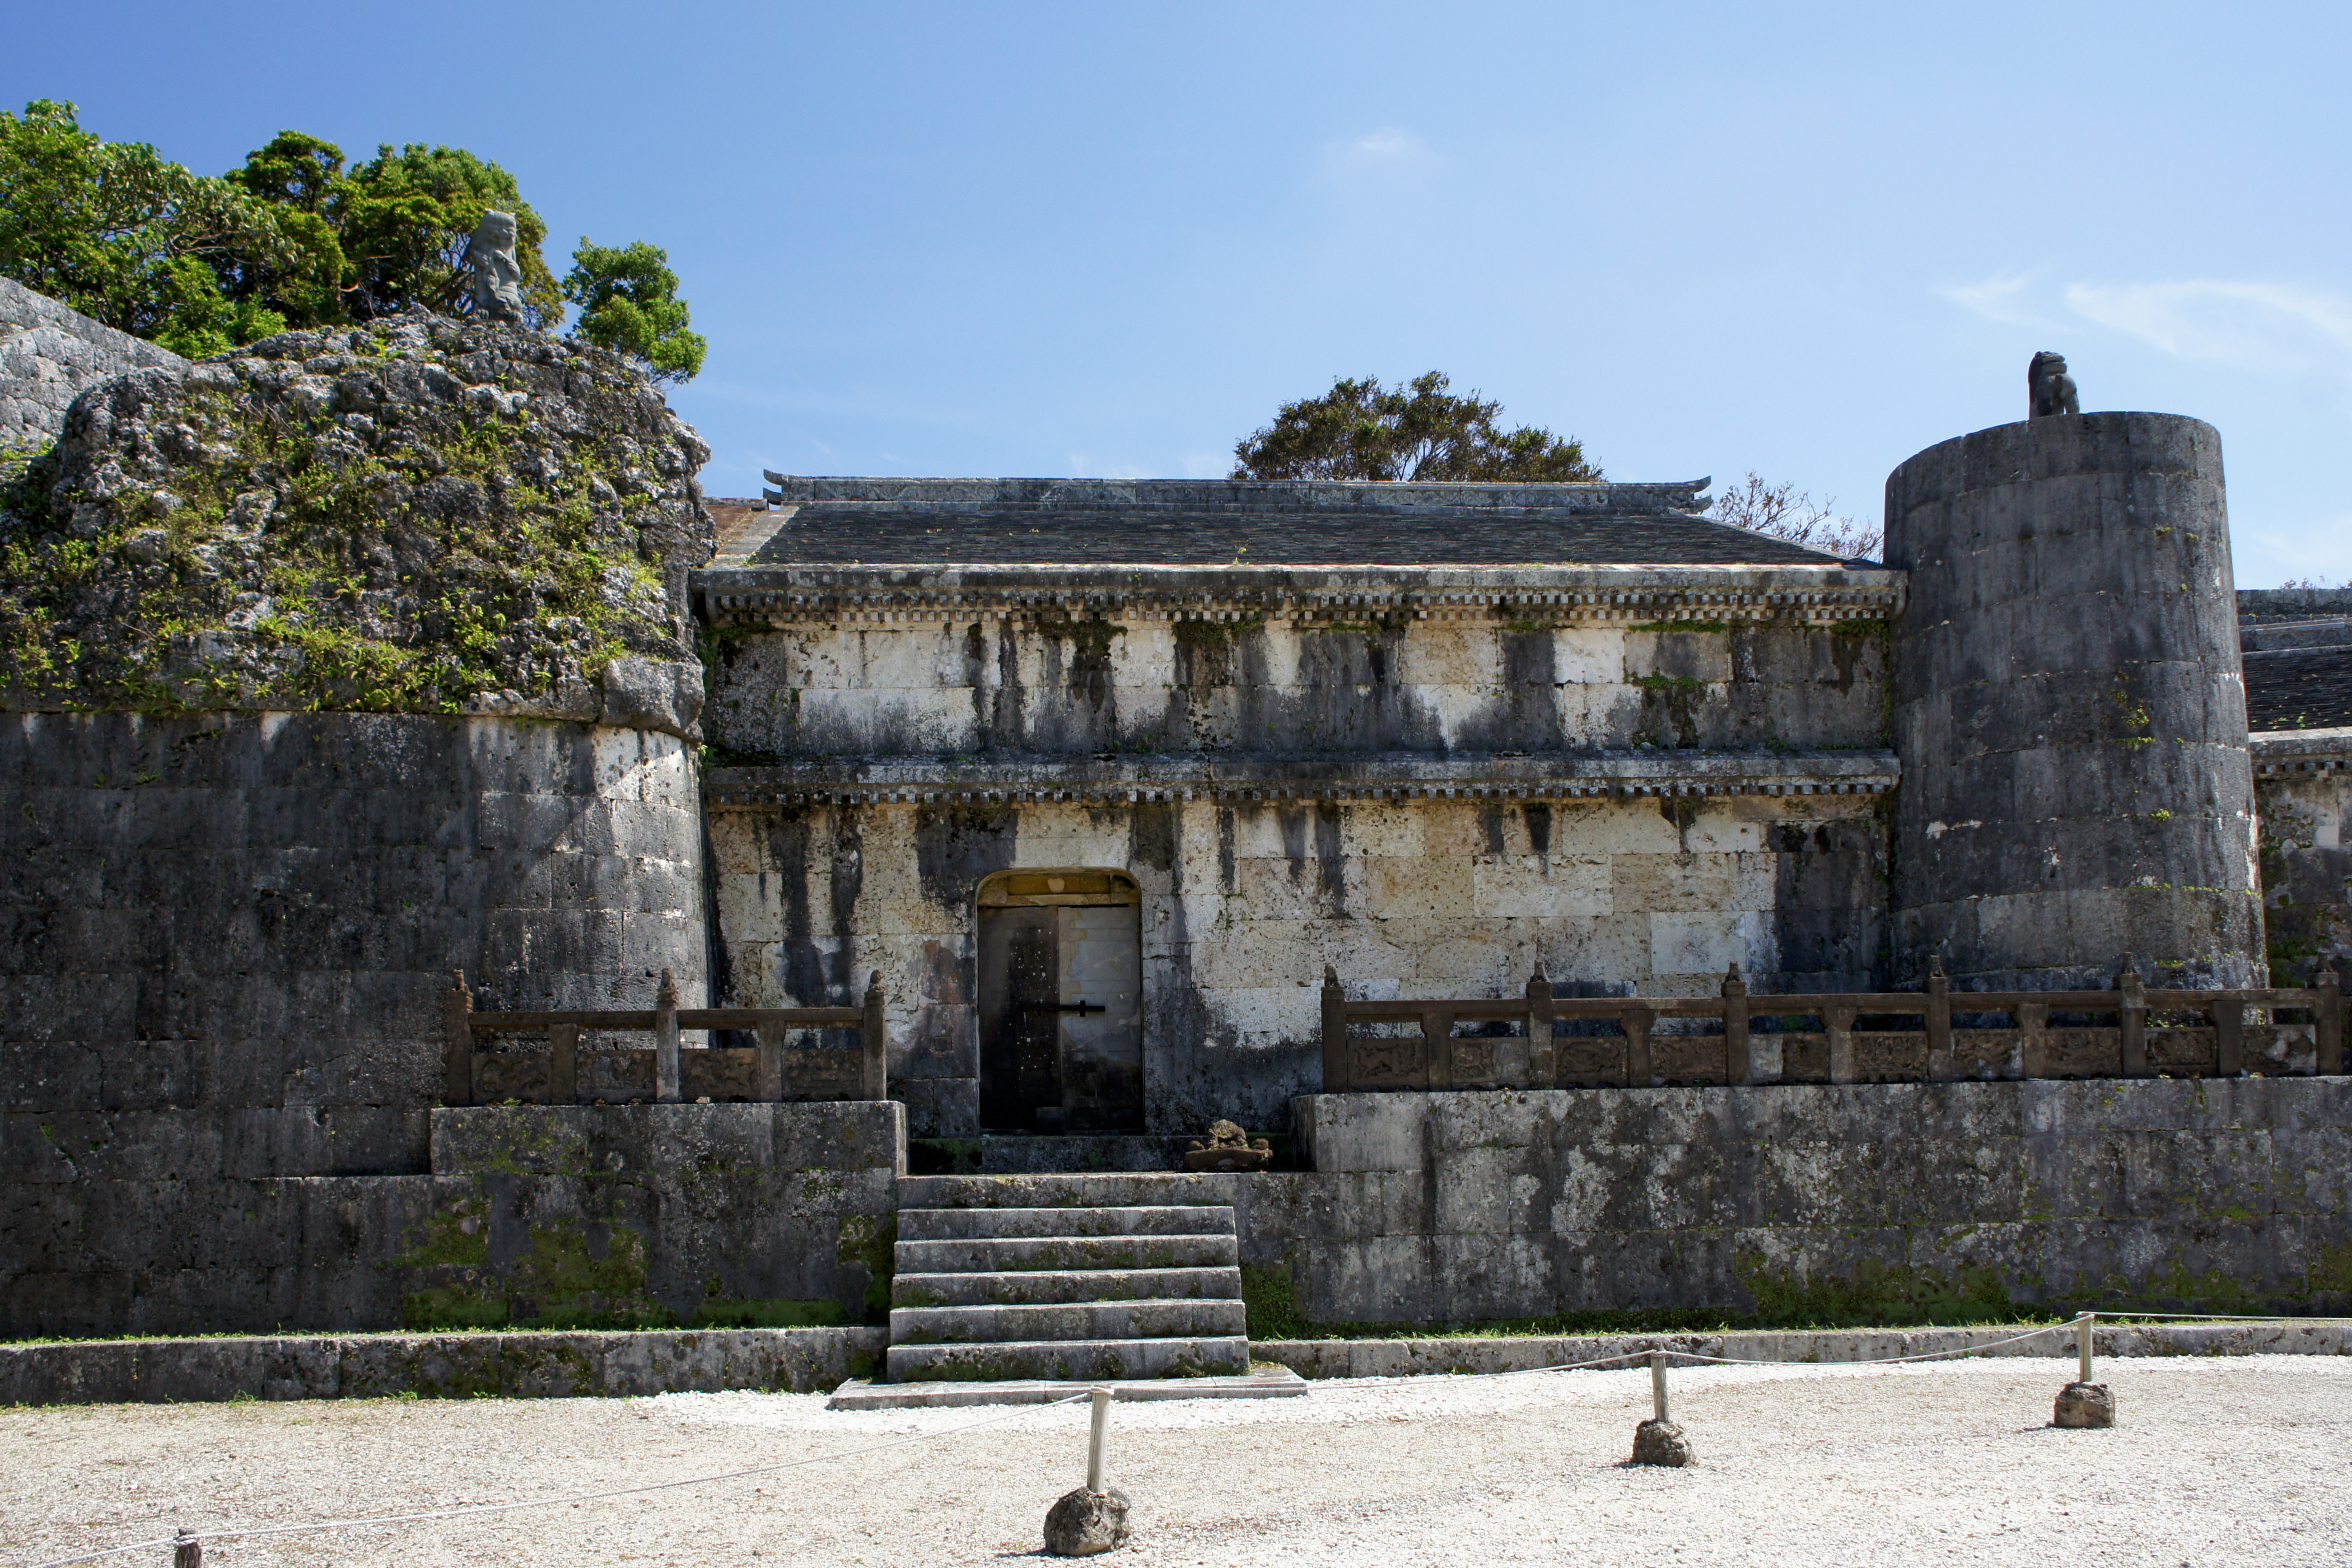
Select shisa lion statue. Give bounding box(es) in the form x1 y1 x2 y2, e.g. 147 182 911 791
1184 1118 1273 1172
2028 351 2079 419
465 209 528 325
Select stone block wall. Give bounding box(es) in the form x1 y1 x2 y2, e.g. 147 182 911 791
0 711 711 1337
0 276 187 454
704 791 1889 1137
0 1102 902 1339
2253 730 2352 986
1233 1082 2352 1326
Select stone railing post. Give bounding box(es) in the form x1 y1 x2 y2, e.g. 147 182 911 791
443 970 475 1107
860 970 889 1100
1924 955 1953 1081
2213 993 2244 1077
2320 968 2345 1075
1621 1003 1655 1088
1527 962 1557 1088
755 1020 785 1102
1825 1003 1858 1086
1722 963 1752 1085
1320 964 1350 1093
1421 1008 1455 1090
2018 1001 2050 1079
548 1021 578 1104
655 968 682 1103
2117 954 2148 1078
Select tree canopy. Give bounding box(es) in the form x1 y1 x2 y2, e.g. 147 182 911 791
562 239 707 385
1 101 698 377
1231 371 1598 483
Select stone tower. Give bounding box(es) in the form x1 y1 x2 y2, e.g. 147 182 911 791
1884 411 2264 989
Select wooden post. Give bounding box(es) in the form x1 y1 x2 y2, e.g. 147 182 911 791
755 1020 785 1102
861 970 888 1100
2320 968 2345 1075
2214 993 2244 1077
1722 963 1751 1085
1527 962 1557 1088
1621 1004 1655 1088
547 1022 578 1104
1825 1004 1858 1086
1650 1350 1670 1422
2019 1001 2051 1080
1321 964 1350 1093
1422 1009 1455 1090
2118 954 2148 1079
654 968 682 1103
443 970 475 1107
1925 955 1953 1082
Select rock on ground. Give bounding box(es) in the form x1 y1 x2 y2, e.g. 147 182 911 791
1044 1486 1132 1555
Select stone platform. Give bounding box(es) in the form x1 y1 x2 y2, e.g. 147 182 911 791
828 1364 1306 1408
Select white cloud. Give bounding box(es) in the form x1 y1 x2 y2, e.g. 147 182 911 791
1945 273 2352 372
2061 280 2352 368
1939 272 2057 329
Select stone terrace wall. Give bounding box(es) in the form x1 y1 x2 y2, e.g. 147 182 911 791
1236 1081 2352 1325
0 276 187 453
705 791 1889 1137
0 711 708 1337
2254 730 2352 986
0 1102 901 1340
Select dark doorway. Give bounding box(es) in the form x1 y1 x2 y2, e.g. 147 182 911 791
977 871 1144 1132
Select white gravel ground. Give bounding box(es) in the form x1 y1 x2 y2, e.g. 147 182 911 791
4 1355 2347 1567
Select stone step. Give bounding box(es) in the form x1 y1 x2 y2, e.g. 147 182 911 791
830 1365 1308 1409
888 1336 1252 1384
898 1173 1239 1210
893 1266 1242 1308
897 1205 1235 1242
895 1232 1239 1275
891 1297 1247 1346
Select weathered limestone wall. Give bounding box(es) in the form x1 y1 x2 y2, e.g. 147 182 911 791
1235 1081 2352 1325
0 711 710 1336
1886 413 2262 990
2253 730 2352 986
703 605 1891 758
0 276 187 454
706 791 1890 1137
0 1102 900 1340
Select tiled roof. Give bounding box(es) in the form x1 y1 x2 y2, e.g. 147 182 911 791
734 476 1858 568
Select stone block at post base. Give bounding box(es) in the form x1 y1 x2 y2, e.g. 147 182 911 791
1631 1418 1695 1466
1044 1487 1132 1556
2052 1382 2115 1428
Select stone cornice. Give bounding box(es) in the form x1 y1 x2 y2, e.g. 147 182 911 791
703 749 1900 811
2250 727 2352 777
694 563 1907 629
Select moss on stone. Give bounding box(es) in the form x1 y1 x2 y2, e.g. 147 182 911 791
1 313 711 717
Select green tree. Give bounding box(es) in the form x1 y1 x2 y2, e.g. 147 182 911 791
329 142 562 325
562 239 706 384
1231 371 1598 483
0 100 330 354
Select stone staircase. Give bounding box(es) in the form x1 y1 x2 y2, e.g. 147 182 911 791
888 1174 1250 1383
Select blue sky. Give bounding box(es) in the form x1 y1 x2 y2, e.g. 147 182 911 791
9 2 2347 582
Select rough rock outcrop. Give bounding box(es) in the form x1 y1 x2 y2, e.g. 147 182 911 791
1 309 713 734
1 276 189 453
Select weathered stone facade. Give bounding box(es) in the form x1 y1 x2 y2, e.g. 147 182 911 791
1 277 188 455
3 272 2348 1346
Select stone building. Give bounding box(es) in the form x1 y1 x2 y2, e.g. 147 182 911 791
3 278 2349 1360
697 477 1906 1138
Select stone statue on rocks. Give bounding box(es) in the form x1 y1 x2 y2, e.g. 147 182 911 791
465 209 528 325
2028 351 2079 418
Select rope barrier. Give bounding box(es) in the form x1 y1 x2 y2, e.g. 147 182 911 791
19 1310 2336 1565
10 1392 1093 1568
